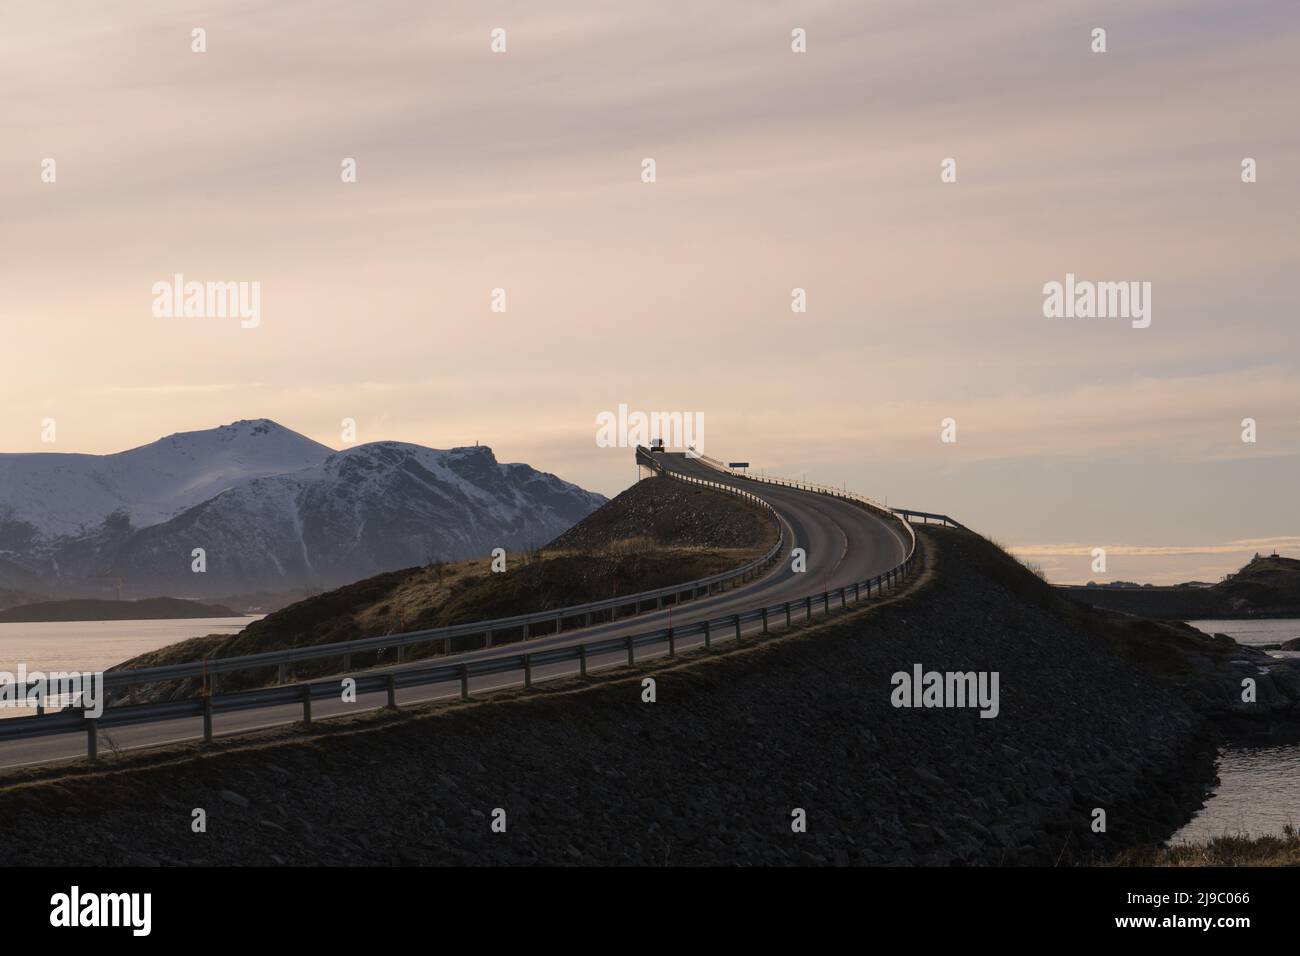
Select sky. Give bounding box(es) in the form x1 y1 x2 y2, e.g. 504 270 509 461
2 0 1297 584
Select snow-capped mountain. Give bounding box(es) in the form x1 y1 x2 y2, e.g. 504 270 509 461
0 423 605 600
0 420 332 539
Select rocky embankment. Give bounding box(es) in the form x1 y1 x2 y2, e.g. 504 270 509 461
3 526 1277 866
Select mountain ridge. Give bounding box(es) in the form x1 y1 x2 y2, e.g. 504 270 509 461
0 420 605 600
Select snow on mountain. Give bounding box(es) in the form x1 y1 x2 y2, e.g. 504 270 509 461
0 419 332 539
104 442 606 596
0 423 606 599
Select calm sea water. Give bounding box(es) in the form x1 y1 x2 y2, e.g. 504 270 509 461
1171 743 1300 843
0 616 256 718
1173 619 1300 843
1186 618 1300 656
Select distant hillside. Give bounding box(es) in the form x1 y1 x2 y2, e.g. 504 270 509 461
1059 554 1300 619
0 596 239 623
0 586 49 612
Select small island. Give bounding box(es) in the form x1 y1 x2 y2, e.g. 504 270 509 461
0 597 241 623
1058 553 1300 619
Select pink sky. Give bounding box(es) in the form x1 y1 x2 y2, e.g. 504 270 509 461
2 0 1297 584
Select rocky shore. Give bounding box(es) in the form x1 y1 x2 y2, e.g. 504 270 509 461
0 526 1258 866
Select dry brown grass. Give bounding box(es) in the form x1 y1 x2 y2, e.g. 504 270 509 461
1105 826 1300 866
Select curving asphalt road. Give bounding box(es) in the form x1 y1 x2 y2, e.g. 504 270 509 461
0 453 912 770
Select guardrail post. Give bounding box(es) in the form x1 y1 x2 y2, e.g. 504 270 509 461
703 620 711 649
667 627 675 657
210 672 219 697
841 589 847 609
202 695 213 743
86 716 98 762
823 591 830 614
460 665 469 701
555 614 563 634
396 643 404 664
386 673 397 709
300 685 312 725
578 644 588 677
785 602 792 627
277 662 287 684
524 655 533 688
854 582 860 602
805 596 812 622
733 615 741 641
485 629 494 648
626 635 635 666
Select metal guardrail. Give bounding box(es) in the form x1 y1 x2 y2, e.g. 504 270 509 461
685 452 963 533
0 449 935 760
889 508 966 530
0 468 785 702
669 449 919 558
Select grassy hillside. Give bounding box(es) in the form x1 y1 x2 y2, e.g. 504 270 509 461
1107 827 1300 866
112 476 775 698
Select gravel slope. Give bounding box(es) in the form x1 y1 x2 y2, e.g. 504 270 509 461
0 528 1233 866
